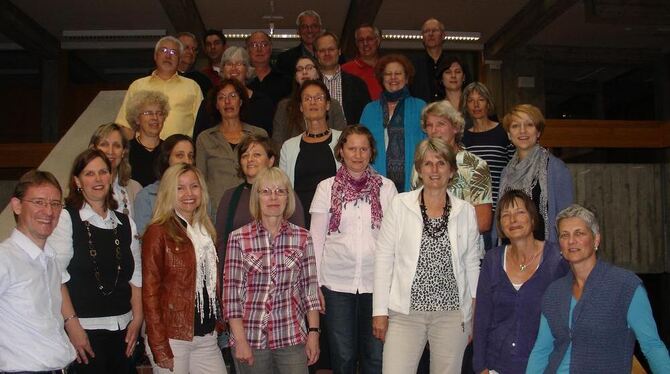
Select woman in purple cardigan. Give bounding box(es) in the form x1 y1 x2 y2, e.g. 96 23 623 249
473 190 568 374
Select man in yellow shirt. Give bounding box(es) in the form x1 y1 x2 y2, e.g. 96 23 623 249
115 36 203 139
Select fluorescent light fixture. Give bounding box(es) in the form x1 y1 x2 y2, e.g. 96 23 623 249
222 29 480 42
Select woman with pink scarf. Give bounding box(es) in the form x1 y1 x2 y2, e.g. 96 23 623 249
309 125 397 374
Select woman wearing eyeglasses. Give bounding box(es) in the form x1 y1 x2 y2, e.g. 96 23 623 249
360 54 426 193
48 148 142 374
223 167 321 373
125 90 169 187
196 78 267 217
272 56 346 148
279 80 342 225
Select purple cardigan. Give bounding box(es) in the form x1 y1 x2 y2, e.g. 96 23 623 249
473 242 569 374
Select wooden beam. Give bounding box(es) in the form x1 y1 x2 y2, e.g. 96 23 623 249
585 0 670 26
524 45 660 65
484 0 579 59
339 0 383 59
541 119 670 148
0 143 55 168
0 0 60 59
158 0 206 41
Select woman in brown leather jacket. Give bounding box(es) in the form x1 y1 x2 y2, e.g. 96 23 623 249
142 163 227 373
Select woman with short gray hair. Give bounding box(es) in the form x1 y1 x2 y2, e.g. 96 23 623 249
526 204 670 373
125 90 170 186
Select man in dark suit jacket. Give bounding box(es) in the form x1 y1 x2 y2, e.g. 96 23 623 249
315 32 370 125
275 10 322 75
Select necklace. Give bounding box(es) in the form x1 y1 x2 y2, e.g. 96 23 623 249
135 134 158 152
513 246 542 272
84 220 122 296
419 189 451 238
117 187 130 216
305 129 330 138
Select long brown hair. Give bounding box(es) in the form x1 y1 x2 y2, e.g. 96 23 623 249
65 149 118 212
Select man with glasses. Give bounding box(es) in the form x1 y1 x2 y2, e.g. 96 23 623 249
246 31 292 106
177 31 212 97
315 32 370 125
201 29 227 86
342 24 383 100
0 170 76 373
275 10 323 75
410 18 449 103
115 36 203 138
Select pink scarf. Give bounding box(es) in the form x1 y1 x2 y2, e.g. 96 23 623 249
328 166 383 234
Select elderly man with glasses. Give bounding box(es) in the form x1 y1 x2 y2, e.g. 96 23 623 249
246 31 292 106
115 36 203 139
275 9 324 75
410 18 450 103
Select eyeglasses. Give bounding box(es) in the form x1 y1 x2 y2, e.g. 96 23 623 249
295 65 316 73
218 92 239 100
22 198 64 210
140 110 165 117
224 61 245 68
356 37 377 44
258 187 289 197
302 94 326 103
317 47 338 54
299 24 320 31
249 41 270 49
159 47 178 56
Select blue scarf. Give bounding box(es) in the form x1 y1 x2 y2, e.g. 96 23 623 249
380 86 410 192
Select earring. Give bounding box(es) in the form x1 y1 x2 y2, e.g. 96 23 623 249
76 186 82 193
594 245 598 252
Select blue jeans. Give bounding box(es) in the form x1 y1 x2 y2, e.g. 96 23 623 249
321 287 382 374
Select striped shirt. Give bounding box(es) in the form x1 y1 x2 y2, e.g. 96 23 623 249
463 124 515 208
223 220 321 350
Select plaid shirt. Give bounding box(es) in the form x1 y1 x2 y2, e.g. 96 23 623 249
223 220 321 350
322 67 343 107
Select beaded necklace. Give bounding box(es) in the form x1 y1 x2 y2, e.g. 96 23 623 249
84 220 122 296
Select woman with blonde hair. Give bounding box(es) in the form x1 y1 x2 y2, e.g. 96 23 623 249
224 167 321 373
125 90 170 186
89 123 142 218
142 163 227 373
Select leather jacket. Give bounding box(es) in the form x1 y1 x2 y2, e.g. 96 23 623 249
142 218 220 363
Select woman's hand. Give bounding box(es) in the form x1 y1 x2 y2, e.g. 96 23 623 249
372 315 389 342
305 332 320 365
124 317 142 357
234 340 255 366
157 358 174 371
318 288 326 315
65 319 95 364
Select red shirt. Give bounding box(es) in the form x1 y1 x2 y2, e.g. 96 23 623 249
201 64 221 87
342 58 382 100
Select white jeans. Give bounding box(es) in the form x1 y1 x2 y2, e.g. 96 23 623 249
147 332 227 374
382 310 469 374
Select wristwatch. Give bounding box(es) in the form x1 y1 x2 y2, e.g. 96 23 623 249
308 327 321 334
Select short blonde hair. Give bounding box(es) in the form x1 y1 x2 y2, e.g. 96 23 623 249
125 90 171 131
151 164 216 242
249 167 295 220
413 138 458 176
502 104 545 134
421 100 465 144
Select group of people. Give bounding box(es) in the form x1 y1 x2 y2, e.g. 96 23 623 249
1 9 669 374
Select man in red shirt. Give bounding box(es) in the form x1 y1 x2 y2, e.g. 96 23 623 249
342 24 383 100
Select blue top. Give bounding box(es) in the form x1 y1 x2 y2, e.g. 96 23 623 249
527 286 670 373
473 242 569 373
133 180 159 236
360 96 426 192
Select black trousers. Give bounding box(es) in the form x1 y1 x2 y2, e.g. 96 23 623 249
71 329 134 374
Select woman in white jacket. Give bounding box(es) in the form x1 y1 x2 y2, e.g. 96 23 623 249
372 138 481 374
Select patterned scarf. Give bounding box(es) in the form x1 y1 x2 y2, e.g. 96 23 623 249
183 218 219 323
499 144 550 239
328 166 383 234
381 86 410 192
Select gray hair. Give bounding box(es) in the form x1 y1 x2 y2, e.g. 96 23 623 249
556 204 600 236
154 36 184 55
176 32 198 45
296 10 322 27
245 31 271 46
462 82 495 116
355 24 382 40
421 100 466 144
220 46 256 80
125 90 171 131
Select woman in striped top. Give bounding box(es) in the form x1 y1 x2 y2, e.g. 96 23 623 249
462 82 514 211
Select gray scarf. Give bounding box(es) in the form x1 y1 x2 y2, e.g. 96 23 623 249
500 144 550 239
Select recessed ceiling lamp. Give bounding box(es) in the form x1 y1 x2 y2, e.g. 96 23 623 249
222 29 480 42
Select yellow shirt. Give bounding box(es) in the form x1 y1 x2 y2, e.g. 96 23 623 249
115 71 203 138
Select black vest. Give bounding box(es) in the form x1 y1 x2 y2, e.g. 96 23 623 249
65 205 134 318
